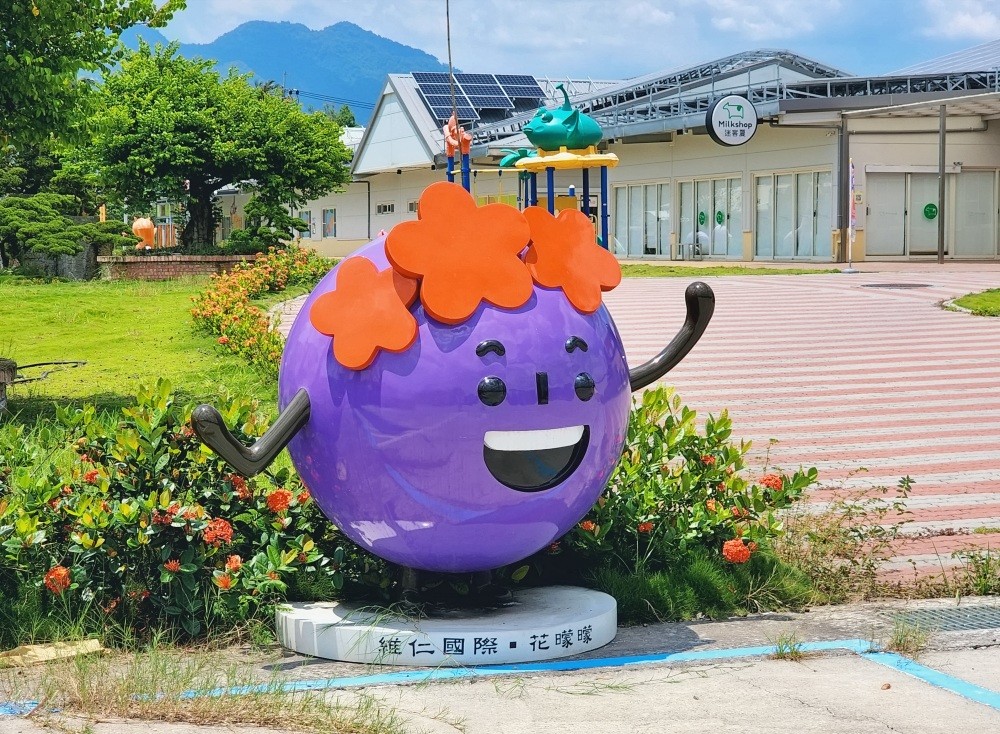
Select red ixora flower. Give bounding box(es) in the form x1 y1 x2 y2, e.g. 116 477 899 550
722 539 752 564
83 468 100 485
706 499 718 512
215 573 233 590
266 488 293 514
579 520 598 533
226 554 242 572
761 474 783 491
701 455 716 466
44 565 71 595
523 206 622 314
203 518 233 547
163 559 181 573
229 474 251 500
386 181 533 324
217 335 230 345
637 521 654 534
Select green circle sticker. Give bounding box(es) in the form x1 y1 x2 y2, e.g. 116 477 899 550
698 211 706 226
923 203 938 220
716 210 725 225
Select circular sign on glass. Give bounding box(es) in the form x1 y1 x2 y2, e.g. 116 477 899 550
706 95 758 147
923 203 938 220
715 211 725 225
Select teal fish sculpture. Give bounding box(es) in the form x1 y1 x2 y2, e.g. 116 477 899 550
524 83 603 151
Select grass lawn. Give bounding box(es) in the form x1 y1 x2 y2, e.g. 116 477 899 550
621 264 839 277
953 288 1000 316
0 277 278 421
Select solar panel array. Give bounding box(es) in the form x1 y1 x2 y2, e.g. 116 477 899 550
413 72 546 122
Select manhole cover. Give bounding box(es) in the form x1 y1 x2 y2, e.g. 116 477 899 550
890 606 1000 632
861 283 932 289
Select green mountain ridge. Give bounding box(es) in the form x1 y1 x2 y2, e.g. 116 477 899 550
121 21 451 121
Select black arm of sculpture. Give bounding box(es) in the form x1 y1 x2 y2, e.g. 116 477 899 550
191 388 311 477
629 281 715 392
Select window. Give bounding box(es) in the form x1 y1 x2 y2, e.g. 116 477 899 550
407 200 419 214
322 208 336 237
755 171 831 259
612 183 670 257
376 202 395 215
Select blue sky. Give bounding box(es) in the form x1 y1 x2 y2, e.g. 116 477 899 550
162 0 1000 79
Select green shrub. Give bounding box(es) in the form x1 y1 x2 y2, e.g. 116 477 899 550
190 245 332 375
0 379 350 642
562 387 817 574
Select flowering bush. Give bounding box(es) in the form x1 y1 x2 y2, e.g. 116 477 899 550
0 379 351 639
561 386 817 573
190 246 332 376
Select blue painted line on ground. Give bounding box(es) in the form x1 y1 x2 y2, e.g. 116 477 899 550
862 651 1000 712
5 638 998 715
186 638 874 698
0 702 39 716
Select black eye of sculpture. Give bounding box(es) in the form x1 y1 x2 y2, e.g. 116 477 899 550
574 373 596 401
478 376 507 406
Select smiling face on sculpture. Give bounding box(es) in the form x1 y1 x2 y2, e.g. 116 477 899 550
278 183 629 572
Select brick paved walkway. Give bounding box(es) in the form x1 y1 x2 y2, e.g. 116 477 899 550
275 266 1000 577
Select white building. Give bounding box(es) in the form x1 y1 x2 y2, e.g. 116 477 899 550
296 41 1000 263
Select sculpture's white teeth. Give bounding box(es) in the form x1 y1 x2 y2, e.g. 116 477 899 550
483 426 585 452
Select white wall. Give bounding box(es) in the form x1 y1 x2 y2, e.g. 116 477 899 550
353 93 431 174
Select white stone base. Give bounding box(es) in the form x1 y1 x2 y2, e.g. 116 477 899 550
276 585 617 666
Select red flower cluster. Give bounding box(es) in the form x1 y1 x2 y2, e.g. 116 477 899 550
266 488 293 514
297 490 310 505
215 573 233 590
637 521 654 534
152 502 180 526
761 474 783 491
722 539 752 564
579 520 597 533
44 565 71 595
706 499 718 512
163 559 181 573
83 468 100 485
226 554 242 572
701 455 716 466
229 474 251 500
203 518 233 547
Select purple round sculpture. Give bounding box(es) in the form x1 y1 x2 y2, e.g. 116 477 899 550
191 184 713 582
279 237 630 572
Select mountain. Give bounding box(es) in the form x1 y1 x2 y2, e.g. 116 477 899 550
119 21 452 122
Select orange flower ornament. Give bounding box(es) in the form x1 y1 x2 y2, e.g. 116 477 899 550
309 256 419 370
523 206 622 313
386 182 533 324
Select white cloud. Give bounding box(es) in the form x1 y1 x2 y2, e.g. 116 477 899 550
694 0 843 41
920 0 1000 40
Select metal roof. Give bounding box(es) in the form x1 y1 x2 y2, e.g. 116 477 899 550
892 38 1000 75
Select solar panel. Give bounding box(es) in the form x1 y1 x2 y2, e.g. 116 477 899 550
465 95 513 109
413 72 451 84
495 74 538 85
455 73 498 85
417 83 458 96
503 87 546 100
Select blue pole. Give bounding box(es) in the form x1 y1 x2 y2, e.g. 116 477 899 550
530 173 538 206
582 168 591 216
600 166 609 250
546 167 555 214
461 153 471 192
446 155 455 183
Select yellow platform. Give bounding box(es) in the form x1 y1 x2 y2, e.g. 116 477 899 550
514 146 619 172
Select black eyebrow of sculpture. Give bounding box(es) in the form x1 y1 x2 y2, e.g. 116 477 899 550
565 336 589 353
476 339 506 358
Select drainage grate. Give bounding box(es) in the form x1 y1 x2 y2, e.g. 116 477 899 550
861 283 932 289
890 606 1000 632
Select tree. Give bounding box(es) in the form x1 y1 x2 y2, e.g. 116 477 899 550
0 0 185 146
324 104 358 128
0 193 135 266
82 42 352 249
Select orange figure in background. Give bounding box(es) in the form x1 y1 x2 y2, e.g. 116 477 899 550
442 113 471 157
132 217 155 248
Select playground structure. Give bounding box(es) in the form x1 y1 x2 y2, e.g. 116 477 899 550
448 83 619 249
